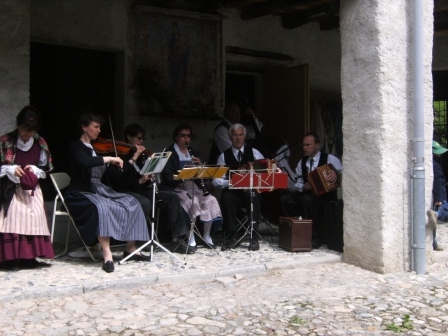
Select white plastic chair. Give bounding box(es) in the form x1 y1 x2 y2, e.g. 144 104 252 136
50 172 101 261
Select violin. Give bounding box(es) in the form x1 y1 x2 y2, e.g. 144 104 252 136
92 137 135 156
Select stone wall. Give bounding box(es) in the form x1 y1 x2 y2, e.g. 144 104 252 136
340 0 434 273
0 0 30 132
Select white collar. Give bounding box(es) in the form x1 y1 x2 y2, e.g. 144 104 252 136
17 136 35 151
309 151 321 162
232 145 245 157
174 143 191 160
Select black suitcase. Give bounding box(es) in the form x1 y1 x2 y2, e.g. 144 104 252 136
325 200 344 252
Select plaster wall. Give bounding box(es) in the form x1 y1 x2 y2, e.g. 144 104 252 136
0 0 30 134
220 8 341 95
29 1 342 157
340 0 434 273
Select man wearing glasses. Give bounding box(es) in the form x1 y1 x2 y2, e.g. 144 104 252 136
213 123 264 251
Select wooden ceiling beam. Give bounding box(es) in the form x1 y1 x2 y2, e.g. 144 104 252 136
240 0 317 21
282 2 339 29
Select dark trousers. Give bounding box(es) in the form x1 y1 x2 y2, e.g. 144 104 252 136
129 188 188 239
279 191 337 241
220 189 261 233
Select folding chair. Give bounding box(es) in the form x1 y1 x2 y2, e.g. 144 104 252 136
50 172 101 261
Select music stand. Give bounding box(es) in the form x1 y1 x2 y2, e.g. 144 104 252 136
174 165 228 253
119 151 185 265
229 168 288 249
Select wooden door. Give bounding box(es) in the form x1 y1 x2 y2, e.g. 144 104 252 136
263 63 309 168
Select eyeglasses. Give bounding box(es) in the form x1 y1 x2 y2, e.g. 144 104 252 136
177 133 191 138
135 136 146 141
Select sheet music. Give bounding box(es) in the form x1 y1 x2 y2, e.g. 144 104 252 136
140 151 172 175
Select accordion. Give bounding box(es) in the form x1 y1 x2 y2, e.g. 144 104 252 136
307 163 341 195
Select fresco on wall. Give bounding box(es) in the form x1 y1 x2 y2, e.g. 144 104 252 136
134 7 222 119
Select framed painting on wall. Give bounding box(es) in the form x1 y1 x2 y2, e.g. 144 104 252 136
133 6 222 119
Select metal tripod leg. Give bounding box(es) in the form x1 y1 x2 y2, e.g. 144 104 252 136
232 190 272 250
119 182 186 265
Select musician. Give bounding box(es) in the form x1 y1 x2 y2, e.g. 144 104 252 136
64 112 151 273
160 124 222 251
213 123 264 251
0 106 54 270
208 102 263 164
104 123 192 254
279 132 342 249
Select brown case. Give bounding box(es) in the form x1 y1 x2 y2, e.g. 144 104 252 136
278 217 312 252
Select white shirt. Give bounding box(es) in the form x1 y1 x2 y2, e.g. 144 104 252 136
213 145 264 189
292 151 343 192
0 137 48 183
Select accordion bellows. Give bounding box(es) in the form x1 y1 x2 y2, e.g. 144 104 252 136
307 163 341 195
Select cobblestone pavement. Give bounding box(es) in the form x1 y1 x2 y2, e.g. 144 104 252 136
0 223 447 335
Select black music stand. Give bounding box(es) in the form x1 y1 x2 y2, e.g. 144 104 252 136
229 168 288 250
174 165 228 253
119 151 185 265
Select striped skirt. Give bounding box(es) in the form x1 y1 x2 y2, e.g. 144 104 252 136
66 165 149 243
0 184 54 262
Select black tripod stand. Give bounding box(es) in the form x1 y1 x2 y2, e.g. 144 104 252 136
119 152 185 265
229 167 285 250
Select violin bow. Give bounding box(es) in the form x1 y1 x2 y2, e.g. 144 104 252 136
108 114 118 157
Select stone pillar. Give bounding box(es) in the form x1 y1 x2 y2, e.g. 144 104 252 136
340 0 434 273
0 0 30 135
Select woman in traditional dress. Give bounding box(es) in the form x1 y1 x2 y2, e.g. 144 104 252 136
160 124 222 251
64 112 150 273
0 106 54 270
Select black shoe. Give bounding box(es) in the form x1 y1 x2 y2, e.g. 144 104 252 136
102 260 114 273
122 251 152 262
221 235 239 251
20 258 52 269
1 259 20 271
248 237 260 251
172 241 196 254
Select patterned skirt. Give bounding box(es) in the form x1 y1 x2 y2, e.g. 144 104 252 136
66 165 149 244
174 180 222 223
0 185 54 262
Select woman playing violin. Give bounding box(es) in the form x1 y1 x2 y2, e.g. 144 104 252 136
64 112 151 273
104 124 191 254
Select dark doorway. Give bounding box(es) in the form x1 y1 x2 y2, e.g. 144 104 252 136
30 43 116 173
30 43 117 198
225 73 256 127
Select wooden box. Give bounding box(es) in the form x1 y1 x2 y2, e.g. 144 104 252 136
278 217 312 252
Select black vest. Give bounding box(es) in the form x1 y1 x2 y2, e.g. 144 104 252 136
208 119 231 164
301 152 329 183
223 146 255 176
